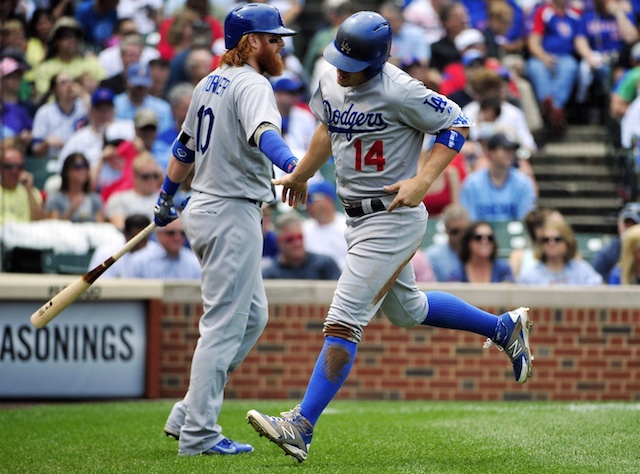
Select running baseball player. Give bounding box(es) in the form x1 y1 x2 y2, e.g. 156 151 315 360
246 11 534 462
154 3 299 456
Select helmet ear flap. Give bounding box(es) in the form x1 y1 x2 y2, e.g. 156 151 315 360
322 11 391 73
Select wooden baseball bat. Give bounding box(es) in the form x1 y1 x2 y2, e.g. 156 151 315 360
30 222 158 329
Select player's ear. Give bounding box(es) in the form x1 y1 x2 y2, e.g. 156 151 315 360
247 33 261 50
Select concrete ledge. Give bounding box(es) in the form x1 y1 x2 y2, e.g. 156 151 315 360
1 275 638 309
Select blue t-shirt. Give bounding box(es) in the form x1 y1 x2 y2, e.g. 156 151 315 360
460 168 536 222
425 242 462 282
577 9 634 55
262 252 341 280
75 0 118 48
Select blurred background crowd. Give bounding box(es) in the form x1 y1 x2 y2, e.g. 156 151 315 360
2 0 640 286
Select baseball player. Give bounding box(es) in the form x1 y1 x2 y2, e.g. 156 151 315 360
153 4 299 456
246 11 534 462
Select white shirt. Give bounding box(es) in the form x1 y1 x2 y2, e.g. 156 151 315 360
88 236 161 278
105 190 158 222
32 99 88 159
303 213 348 270
98 44 160 78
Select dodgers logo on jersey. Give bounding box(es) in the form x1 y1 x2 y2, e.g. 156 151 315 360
323 100 387 140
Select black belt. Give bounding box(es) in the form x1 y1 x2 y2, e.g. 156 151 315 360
344 198 386 218
248 199 263 207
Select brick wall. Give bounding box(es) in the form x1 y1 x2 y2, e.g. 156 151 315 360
157 284 640 402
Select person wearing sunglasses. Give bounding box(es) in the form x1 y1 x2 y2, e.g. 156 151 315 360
450 221 513 283
105 152 162 230
263 212 341 280
0 142 43 224
518 220 602 285
45 153 104 222
123 217 200 279
425 203 470 281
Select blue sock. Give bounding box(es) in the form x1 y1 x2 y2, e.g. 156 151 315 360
421 291 499 339
299 336 356 426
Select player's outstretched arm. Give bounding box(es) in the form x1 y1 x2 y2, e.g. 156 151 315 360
274 123 333 208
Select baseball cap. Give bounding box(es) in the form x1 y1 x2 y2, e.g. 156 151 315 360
48 17 83 42
619 202 640 223
487 131 519 150
454 28 485 52
461 49 485 67
91 87 116 106
0 57 26 77
127 62 152 87
273 76 303 93
134 108 158 129
307 180 336 204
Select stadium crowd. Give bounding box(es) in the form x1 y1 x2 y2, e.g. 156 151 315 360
2 0 640 285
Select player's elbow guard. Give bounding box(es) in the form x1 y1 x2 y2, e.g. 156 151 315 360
172 132 196 164
258 129 298 173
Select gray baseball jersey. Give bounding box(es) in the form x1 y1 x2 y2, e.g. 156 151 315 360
310 62 462 203
183 64 282 203
310 63 470 342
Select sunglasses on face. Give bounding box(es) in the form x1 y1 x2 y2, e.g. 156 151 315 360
542 236 564 244
72 162 88 170
281 233 303 244
161 230 185 237
136 172 161 180
2 163 24 171
472 233 494 243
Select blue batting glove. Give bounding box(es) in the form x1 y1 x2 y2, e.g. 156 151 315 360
154 191 178 226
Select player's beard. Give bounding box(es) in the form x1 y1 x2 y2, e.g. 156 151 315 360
256 42 284 77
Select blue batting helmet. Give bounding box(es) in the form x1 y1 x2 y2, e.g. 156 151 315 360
323 11 392 74
224 3 297 50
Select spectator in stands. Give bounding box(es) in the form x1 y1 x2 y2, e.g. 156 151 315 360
429 1 470 73
148 57 171 99
574 0 638 106
483 1 526 60
99 33 148 95
0 56 33 149
88 214 158 278
132 108 160 156
117 0 163 36
509 206 565 279
154 82 193 171
156 0 223 62
74 0 120 52
184 45 215 86
31 71 88 159
0 142 43 224
411 248 438 282
25 8 54 69
608 223 640 284
460 131 536 222
123 217 201 279
526 0 581 135
98 24 160 80
593 202 640 282
302 1 355 77
263 212 342 280
272 76 317 158
518 221 603 285
402 0 448 46
114 62 174 135
425 204 470 281
450 220 514 283
33 16 106 100
379 1 431 68
57 87 135 173
45 152 105 222
166 14 213 91
105 151 162 229
302 180 347 271
610 42 640 120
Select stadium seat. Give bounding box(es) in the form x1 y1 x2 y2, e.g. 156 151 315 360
489 220 527 259
24 156 58 191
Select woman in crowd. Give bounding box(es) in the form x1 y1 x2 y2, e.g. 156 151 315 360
518 221 602 285
45 152 105 222
608 224 640 285
450 221 513 283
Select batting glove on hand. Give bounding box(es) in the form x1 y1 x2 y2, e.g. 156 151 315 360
154 191 178 226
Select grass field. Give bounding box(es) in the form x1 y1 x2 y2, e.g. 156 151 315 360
1 399 638 473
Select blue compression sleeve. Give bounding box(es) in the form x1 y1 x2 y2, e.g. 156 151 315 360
299 336 356 425
259 129 298 173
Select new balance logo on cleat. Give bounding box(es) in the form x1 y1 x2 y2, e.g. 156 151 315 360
484 307 534 384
